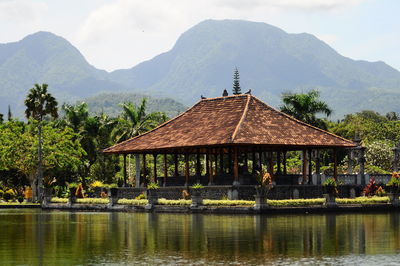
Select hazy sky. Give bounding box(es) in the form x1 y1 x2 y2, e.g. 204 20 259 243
1 0 399 72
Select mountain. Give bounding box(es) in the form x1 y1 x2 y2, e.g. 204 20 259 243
0 31 126 117
109 19 400 118
83 93 187 118
2 20 400 119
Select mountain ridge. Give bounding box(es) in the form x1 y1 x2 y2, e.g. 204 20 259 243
2 19 400 119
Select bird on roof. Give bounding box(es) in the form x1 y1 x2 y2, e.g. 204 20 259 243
222 89 228 97
245 89 252 95
201 95 206 99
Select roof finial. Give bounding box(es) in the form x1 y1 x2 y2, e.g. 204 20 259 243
244 89 251 95
222 89 228 97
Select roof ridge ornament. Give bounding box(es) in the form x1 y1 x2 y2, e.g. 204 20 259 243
222 89 228 97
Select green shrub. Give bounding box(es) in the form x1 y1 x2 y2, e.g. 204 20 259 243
147 182 159 190
67 183 79 189
203 199 254 206
135 193 146 200
51 197 68 203
268 198 325 206
89 181 104 189
158 198 191 205
191 183 204 189
76 198 109 204
3 189 16 202
117 198 148 205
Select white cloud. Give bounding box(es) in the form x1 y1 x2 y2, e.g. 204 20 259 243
74 0 368 71
0 0 47 23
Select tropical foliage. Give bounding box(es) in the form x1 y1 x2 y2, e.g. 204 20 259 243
280 89 332 129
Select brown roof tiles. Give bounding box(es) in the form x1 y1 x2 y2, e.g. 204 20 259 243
104 95 355 154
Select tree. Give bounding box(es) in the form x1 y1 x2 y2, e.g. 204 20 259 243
62 102 89 133
0 113 3 123
24 83 58 201
232 67 241 95
280 90 332 129
0 121 84 195
112 99 167 143
7 105 12 121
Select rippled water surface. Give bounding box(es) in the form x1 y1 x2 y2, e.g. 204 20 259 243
1 209 400 265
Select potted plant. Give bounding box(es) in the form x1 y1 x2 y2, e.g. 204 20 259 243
190 183 204 208
146 182 160 209
107 184 119 207
386 172 400 206
323 178 338 207
254 171 273 210
42 176 56 205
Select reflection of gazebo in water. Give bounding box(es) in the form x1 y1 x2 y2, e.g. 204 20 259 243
104 94 356 187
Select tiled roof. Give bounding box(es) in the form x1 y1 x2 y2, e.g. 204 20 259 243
104 95 355 154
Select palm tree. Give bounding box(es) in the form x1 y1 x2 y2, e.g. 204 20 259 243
112 98 167 142
25 83 58 201
62 102 89 133
280 90 332 129
112 99 167 186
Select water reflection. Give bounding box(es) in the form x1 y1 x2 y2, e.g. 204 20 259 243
1 210 400 264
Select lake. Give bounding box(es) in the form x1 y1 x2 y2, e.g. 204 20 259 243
1 209 400 265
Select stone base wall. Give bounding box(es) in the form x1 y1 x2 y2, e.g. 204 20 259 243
108 185 365 200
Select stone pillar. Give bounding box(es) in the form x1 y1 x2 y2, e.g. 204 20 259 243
358 147 366 185
348 149 354 174
135 154 141 188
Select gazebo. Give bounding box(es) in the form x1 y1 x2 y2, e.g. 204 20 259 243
104 94 356 189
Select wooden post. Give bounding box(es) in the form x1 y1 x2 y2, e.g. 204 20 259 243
228 148 232 174
206 153 210 178
163 154 168 187
252 151 256 174
302 150 307 185
259 151 263 171
153 154 158 183
135 154 140 188
333 149 338 181
267 153 274 180
233 147 240 185
174 154 179 177
214 152 218 182
277 151 281 174
123 154 127 187
244 152 248 173
308 149 312 185
219 150 224 175
142 154 147 186
184 154 189 186
208 153 214 185
283 151 287 175
196 151 201 183
316 150 321 185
